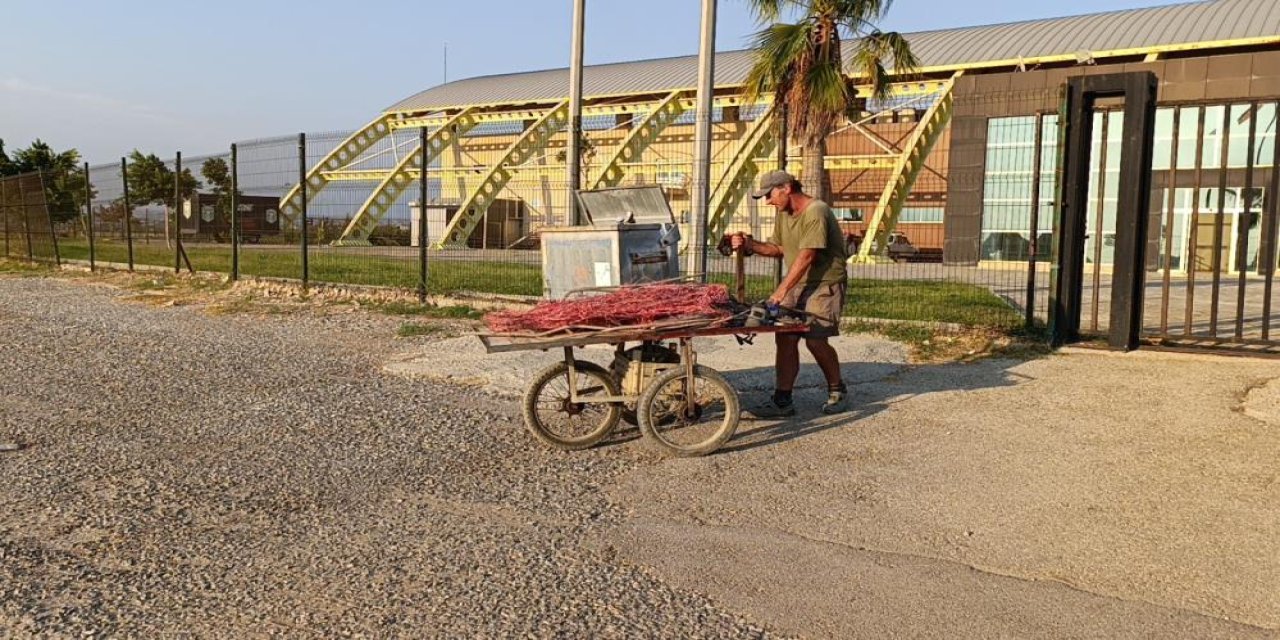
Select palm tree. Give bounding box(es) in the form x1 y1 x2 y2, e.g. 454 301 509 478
742 0 918 201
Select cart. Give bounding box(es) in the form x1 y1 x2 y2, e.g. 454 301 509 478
478 320 809 457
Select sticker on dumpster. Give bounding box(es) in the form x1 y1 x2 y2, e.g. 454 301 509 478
594 262 612 287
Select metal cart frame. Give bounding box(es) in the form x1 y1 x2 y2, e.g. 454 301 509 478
479 322 808 457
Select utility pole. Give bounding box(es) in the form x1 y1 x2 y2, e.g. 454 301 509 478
687 0 716 280
566 0 586 227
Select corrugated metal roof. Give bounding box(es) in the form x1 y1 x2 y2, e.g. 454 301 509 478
386 0 1280 113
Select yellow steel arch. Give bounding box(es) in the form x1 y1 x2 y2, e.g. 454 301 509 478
334 108 479 246
435 99 571 248
853 74 960 263
588 90 687 189
279 114 395 224
707 105 778 240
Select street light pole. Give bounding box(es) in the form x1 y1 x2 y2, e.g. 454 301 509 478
687 0 717 280
567 0 586 227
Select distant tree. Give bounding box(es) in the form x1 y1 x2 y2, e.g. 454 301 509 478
126 150 200 246
10 139 92 224
125 150 199 208
0 139 13 177
200 157 238 225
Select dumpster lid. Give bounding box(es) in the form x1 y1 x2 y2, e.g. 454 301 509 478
574 186 677 228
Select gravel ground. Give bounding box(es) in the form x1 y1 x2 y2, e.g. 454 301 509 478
3 273 1277 639
0 276 777 638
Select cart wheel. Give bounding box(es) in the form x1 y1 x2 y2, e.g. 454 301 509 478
523 361 621 451
636 365 740 457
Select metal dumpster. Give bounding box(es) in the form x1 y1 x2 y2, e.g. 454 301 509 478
540 187 682 299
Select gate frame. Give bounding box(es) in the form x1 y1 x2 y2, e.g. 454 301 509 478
1051 72 1158 350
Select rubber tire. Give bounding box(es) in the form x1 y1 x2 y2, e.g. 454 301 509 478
522 361 621 451
636 365 740 457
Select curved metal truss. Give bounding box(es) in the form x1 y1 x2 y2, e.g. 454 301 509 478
853 73 960 263
278 114 395 225
333 108 479 246
707 105 778 241
435 100 571 248
589 90 688 189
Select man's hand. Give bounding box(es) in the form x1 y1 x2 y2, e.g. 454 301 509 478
729 232 751 252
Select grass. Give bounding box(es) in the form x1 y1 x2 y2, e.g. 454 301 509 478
0 258 53 275
53 239 1023 328
709 271 1022 327
57 239 544 296
368 301 484 319
396 322 455 338
846 319 1052 363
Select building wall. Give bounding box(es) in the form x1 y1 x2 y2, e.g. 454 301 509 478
945 49 1280 265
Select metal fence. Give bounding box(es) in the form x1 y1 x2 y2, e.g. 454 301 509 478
1 171 61 265
8 89 1076 334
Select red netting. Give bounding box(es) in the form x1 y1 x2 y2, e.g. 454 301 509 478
485 283 732 334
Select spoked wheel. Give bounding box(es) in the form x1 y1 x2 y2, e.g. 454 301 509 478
636 365 740 457
522 361 621 451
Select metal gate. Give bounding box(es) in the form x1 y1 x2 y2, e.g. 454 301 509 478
1053 73 1280 356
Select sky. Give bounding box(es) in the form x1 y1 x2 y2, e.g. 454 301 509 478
0 0 1189 165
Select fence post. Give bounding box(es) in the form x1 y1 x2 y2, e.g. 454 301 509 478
1025 113 1045 329
174 151 182 273
121 157 134 271
84 162 95 271
418 126 429 303
774 104 787 289
19 173 34 262
298 133 309 289
2 178 9 258
40 172 61 266
231 143 239 281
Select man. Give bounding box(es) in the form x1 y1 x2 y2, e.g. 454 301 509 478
731 170 849 417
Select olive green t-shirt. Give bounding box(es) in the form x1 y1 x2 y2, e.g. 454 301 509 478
769 199 849 287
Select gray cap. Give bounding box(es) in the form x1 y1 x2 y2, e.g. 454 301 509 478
750 170 797 199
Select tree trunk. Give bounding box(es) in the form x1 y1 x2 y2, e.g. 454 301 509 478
801 138 833 204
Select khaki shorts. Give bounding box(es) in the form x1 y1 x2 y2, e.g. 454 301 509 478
781 281 846 339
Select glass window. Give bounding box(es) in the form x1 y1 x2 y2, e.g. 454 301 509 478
832 207 863 222
981 114 1058 261
1203 105 1227 169
1176 106 1200 171
1153 107 1175 171
899 207 944 223
1254 102 1277 169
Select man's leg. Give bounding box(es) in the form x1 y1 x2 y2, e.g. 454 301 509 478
802 283 850 414
744 333 801 418
804 337 842 387
775 333 802 391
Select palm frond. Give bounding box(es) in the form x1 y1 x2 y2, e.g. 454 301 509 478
799 57 852 142
832 0 890 23
849 29 917 99
742 0 788 24
741 21 812 105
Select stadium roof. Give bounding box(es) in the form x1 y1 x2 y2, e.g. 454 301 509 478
386 0 1280 113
